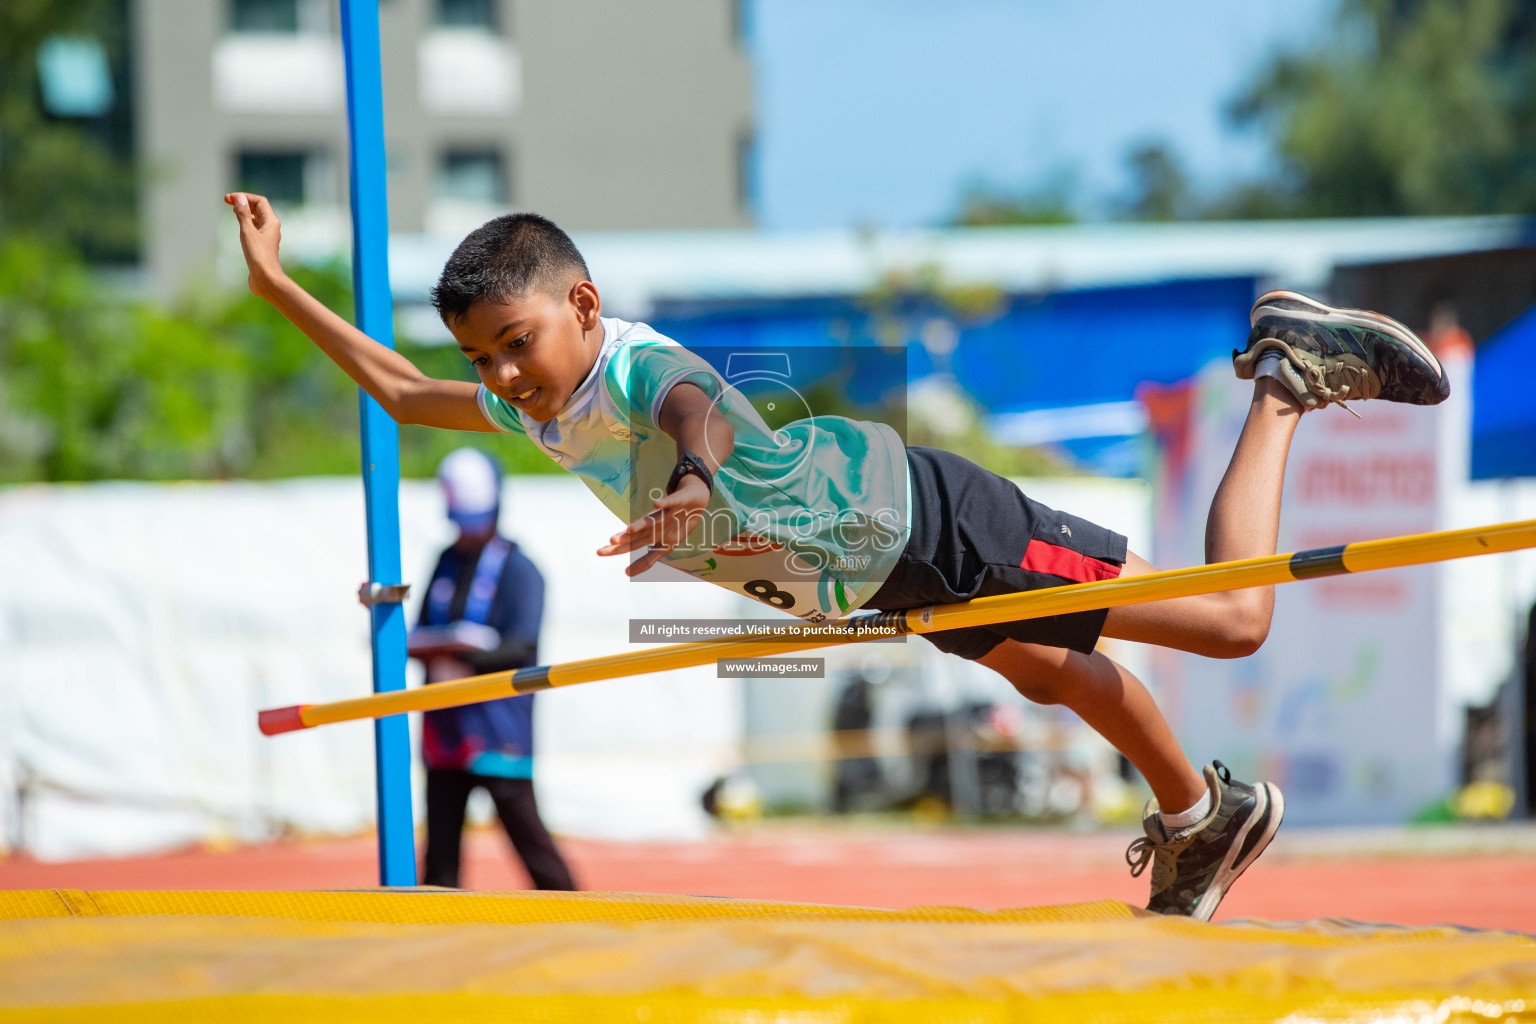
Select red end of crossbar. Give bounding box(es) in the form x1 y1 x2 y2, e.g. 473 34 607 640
259 705 311 736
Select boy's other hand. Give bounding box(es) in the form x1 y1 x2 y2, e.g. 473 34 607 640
597 475 711 577
224 192 286 298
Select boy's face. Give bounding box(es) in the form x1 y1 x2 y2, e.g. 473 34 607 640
451 280 603 422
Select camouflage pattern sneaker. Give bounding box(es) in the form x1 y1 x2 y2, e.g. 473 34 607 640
1234 290 1449 412
1125 761 1284 922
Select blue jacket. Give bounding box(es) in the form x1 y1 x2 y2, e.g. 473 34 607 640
414 537 544 777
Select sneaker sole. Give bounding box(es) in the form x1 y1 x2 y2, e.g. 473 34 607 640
1189 782 1285 923
1250 290 1445 382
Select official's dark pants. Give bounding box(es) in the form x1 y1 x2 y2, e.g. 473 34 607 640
422 769 577 891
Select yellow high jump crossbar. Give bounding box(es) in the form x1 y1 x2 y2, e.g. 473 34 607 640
259 518 1536 736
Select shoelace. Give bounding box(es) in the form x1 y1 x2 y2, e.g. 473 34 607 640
1126 826 1196 878
1301 362 1369 419
1125 836 1156 877
1128 763 1234 879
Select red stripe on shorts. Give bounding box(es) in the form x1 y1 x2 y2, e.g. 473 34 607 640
1020 539 1122 583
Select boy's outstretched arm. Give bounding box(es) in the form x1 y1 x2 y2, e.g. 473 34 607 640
225 192 492 433
599 382 732 576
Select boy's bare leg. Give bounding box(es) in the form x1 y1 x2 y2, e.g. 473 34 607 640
971 379 1308 815
977 641 1205 813
1101 377 1305 658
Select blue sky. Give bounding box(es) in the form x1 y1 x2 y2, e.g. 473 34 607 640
750 0 1338 229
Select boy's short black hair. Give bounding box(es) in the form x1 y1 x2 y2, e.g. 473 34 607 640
430 213 592 325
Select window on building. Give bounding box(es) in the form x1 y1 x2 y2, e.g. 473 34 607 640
730 0 752 47
231 0 298 32
436 0 499 31
435 150 508 205
237 151 309 205
735 129 756 218
231 0 327 33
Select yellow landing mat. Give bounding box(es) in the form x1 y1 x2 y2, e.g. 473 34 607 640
0 889 1533 1023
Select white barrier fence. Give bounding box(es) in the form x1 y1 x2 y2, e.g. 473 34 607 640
0 476 746 860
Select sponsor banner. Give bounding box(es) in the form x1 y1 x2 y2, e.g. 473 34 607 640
1149 360 1449 826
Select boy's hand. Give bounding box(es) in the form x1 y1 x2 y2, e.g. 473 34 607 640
597 475 711 577
224 192 286 299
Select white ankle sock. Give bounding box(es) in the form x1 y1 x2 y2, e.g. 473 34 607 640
1253 349 1285 381
1160 790 1212 832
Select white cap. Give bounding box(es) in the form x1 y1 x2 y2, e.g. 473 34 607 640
437 448 501 530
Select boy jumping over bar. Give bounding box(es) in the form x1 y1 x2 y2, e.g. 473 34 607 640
226 192 1449 920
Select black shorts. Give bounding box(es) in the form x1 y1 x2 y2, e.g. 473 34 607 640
864 447 1128 660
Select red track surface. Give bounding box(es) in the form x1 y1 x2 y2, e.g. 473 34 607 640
3 825 1533 932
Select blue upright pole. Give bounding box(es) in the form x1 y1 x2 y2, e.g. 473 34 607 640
339 0 416 887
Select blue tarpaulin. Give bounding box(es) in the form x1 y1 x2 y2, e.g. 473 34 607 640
1472 303 1536 480
650 277 1256 475
652 277 1254 413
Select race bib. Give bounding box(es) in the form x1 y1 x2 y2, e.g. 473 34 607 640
664 533 862 622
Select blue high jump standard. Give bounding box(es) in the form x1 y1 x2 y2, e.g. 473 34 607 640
340 0 416 887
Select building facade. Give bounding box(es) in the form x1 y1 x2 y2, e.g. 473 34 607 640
132 0 754 296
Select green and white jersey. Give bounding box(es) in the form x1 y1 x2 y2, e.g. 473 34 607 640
477 317 910 622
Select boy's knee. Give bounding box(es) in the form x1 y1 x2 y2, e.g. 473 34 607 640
1011 675 1068 706
979 642 1085 705
1006 661 1088 705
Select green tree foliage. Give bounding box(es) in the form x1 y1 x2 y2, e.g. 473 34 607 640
1229 0 1536 216
1122 142 1193 222
0 239 559 482
0 0 137 261
951 174 1078 227
957 0 1536 223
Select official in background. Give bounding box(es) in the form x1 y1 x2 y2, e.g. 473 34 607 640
409 448 576 890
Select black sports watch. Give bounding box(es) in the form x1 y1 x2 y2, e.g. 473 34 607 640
666 450 714 496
